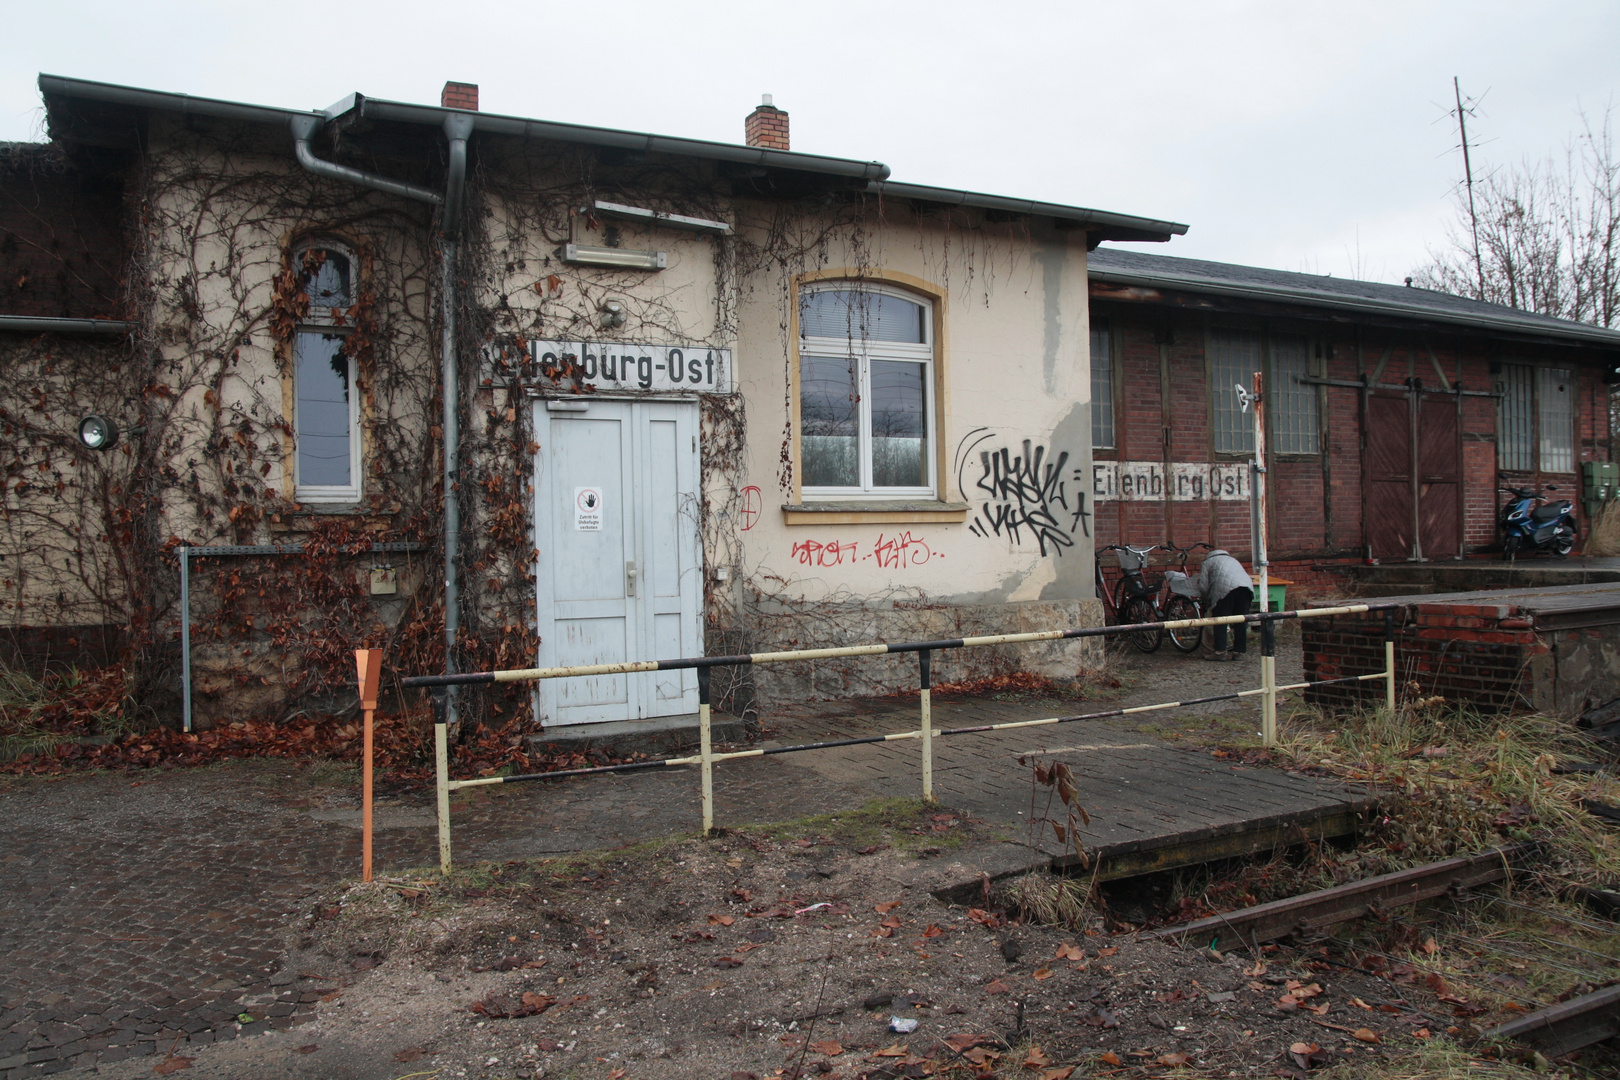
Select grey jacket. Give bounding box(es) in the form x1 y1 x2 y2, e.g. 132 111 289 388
1198 550 1253 606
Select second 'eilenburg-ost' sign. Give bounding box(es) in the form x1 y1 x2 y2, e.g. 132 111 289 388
528 340 733 394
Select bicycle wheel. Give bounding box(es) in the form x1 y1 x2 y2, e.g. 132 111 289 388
1163 595 1202 653
1120 595 1163 653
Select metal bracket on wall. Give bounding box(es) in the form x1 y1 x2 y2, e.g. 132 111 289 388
178 541 427 732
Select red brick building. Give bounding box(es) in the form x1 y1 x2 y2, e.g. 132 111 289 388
1086 249 1620 591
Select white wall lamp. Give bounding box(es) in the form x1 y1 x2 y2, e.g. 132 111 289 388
77 414 144 451
561 243 667 270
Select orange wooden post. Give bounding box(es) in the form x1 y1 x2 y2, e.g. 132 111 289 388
355 649 383 882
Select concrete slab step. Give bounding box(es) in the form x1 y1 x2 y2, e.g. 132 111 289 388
530 712 748 757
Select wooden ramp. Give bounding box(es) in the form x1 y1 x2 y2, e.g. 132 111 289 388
770 696 1377 882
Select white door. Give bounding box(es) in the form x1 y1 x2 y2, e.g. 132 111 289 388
534 398 702 726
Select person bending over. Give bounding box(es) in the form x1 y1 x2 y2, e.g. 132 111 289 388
1199 549 1254 662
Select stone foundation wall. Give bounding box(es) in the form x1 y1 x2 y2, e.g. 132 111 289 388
741 597 1106 708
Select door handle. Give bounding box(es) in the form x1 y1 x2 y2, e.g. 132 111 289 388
626 561 637 597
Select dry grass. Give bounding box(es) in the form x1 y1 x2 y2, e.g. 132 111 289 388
1581 499 1620 556
1276 701 1620 888
996 871 1092 928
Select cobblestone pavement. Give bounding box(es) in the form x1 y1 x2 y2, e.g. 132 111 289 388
0 635 1308 1076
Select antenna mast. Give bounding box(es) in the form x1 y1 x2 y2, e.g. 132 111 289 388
1454 76 1484 300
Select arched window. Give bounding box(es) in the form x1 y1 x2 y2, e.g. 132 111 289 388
290 243 360 502
798 283 935 497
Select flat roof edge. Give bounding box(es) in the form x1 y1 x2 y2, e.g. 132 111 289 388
868 180 1188 241
1090 265 1620 348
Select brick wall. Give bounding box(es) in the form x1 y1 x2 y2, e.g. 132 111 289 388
1303 601 1548 713
1090 301 1614 572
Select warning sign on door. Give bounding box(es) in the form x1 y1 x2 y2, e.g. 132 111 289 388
574 486 603 531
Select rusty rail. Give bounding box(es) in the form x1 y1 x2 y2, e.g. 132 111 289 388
1482 982 1620 1057
1144 844 1532 950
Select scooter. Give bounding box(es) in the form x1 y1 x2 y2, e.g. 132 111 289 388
1498 485 1577 559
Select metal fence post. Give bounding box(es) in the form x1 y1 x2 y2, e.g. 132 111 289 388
698 666 713 837
919 649 933 801
1384 608 1397 713
1260 616 1277 747
433 689 452 874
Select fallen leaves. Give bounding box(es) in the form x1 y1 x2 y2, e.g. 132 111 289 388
469 992 586 1019
1289 1042 1330 1070
707 913 735 926
985 978 1012 995
1155 1051 1191 1066
1032 967 1055 981
808 1040 843 1056
1351 1027 1381 1043
875 900 902 914
153 1057 194 1075
1054 942 1085 961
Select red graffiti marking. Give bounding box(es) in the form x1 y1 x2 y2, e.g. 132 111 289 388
790 539 860 567
869 531 935 569
739 485 761 531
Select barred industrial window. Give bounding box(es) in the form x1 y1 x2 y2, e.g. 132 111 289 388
1269 335 1319 455
1211 331 1259 454
1090 320 1114 450
1497 365 1534 471
1538 367 1574 473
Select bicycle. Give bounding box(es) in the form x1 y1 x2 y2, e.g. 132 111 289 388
1159 542 1215 654
1094 543 1163 653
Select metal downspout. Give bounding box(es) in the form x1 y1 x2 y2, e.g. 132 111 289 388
287 112 472 731
439 113 473 734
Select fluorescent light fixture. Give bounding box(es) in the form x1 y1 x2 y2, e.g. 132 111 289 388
591 200 732 236
561 243 667 270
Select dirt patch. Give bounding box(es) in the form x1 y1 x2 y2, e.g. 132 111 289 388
83 798 1617 1080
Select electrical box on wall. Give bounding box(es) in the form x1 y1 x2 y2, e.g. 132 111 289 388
1582 461 1618 518
369 566 398 595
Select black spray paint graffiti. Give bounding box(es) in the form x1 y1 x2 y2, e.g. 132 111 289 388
955 428 1091 557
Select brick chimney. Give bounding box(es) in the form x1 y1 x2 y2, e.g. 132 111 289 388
441 81 479 111
745 94 789 151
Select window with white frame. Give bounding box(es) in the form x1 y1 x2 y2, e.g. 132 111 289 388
1537 366 1574 473
798 284 934 497
1090 320 1114 450
292 244 361 502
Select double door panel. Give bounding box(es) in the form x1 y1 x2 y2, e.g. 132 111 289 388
534 399 700 725
1361 389 1461 561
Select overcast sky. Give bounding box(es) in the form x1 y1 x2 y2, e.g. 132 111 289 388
4 1 1616 285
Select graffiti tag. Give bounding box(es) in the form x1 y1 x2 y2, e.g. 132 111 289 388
790 539 860 567
739 485 762 531
871 531 934 569
961 437 1090 556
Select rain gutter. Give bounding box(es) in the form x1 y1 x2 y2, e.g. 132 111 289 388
0 315 134 335
281 109 471 734
866 180 1188 242
355 96 892 182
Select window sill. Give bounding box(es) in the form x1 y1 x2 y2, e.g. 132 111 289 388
781 500 969 526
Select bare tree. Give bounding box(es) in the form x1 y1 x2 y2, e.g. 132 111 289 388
1416 106 1619 329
